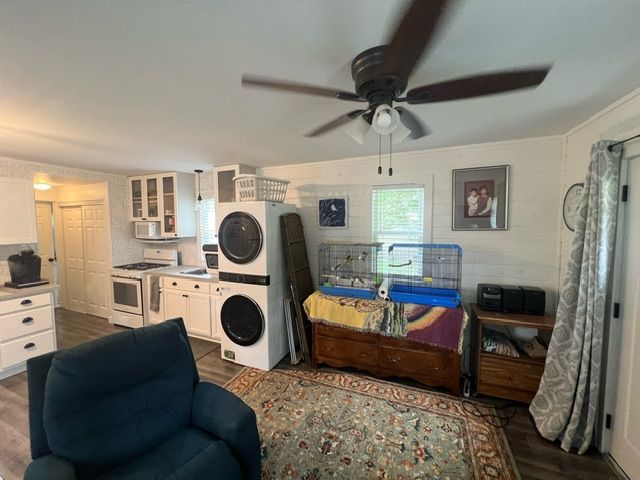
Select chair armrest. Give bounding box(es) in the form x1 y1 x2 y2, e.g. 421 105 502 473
191 382 260 480
24 455 77 480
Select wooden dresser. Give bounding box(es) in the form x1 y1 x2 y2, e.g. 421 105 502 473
471 303 555 403
312 322 461 395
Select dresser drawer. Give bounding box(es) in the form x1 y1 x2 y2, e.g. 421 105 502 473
379 346 451 379
0 293 51 315
315 323 377 344
479 354 544 393
316 337 378 367
0 306 54 342
162 278 211 294
1 330 55 370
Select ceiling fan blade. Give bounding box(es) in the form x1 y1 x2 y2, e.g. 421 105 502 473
242 75 363 102
396 107 429 139
304 110 368 137
404 68 550 104
381 0 449 81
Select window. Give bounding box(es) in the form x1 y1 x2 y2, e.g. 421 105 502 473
372 185 424 269
197 196 216 251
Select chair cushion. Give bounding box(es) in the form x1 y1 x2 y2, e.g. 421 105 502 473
43 321 197 471
95 426 242 480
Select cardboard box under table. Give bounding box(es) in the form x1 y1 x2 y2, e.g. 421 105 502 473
303 290 467 395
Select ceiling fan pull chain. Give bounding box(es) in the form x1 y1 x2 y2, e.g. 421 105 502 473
378 134 382 175
388 134 393 176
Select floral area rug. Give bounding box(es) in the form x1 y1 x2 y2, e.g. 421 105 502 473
226 368 520 480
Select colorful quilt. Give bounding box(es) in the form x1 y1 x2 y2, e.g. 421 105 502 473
303 290 467 353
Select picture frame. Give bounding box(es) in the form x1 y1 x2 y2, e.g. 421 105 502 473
452 165 509 230
318 197 348 228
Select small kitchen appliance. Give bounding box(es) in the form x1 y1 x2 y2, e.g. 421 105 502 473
202 243 219 274
5 249 49 288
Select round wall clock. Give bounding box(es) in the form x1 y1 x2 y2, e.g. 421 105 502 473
563 182 584 231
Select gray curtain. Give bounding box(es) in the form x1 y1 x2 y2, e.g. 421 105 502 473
530 140 622 454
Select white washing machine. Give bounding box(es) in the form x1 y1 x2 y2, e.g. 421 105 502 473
216 201 295 285
217 280 289 371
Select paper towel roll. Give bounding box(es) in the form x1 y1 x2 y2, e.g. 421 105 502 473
378 281 390 302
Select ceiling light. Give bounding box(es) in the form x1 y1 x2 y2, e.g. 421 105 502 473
33 182 52 191
371 105 400 136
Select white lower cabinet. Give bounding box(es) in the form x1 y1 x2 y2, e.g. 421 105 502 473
161 277 220 341
0 291 56 379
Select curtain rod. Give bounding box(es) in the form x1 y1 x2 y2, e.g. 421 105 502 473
608 133 640 152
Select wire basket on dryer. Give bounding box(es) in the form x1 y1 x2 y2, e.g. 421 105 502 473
234 174 290 202
318 242 383 299
387 243 462 307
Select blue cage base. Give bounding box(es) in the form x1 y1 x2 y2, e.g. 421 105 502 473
320 285 377 300
388 285 461 308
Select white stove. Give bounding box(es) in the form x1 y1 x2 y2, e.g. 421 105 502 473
110 249 178 328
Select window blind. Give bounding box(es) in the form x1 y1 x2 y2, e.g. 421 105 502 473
197 196 216 247
371 185 425 246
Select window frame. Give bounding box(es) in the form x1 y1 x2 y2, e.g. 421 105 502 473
196 190 216 263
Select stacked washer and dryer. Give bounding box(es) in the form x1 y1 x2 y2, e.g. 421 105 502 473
216 201 296 370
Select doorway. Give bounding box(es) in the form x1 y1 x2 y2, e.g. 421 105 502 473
35 201 59 305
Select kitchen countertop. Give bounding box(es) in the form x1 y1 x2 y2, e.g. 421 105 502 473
0 283 59 301
152 266 219 283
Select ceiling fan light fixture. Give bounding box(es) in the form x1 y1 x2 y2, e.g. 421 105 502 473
371 104 400 135
393 119 412 144
346 116 371 144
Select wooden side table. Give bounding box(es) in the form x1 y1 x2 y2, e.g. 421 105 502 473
470 303 556 403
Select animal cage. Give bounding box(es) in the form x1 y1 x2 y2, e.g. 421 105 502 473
318 242 382 299
388 243 462 307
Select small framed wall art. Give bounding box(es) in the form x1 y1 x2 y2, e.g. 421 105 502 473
318 197 348 228
452 165 509 230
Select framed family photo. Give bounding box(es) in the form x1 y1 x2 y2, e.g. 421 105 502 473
452 165 509 230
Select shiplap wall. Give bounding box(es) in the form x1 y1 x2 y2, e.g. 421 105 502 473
262 136 563 311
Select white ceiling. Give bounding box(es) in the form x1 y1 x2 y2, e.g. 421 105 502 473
1 1 640 175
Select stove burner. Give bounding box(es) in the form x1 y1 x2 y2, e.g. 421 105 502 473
113 262 166 271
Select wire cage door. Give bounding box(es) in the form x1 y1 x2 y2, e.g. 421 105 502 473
387 243 462 307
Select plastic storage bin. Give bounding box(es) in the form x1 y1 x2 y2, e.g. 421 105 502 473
233 174 290 202
318 242 382 299
388 243 462 307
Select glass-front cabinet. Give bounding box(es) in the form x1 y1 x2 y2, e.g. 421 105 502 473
128 172 196 238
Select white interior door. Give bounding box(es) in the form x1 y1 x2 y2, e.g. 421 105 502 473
35 202 59 305
61 206 86 313
611 159 640 478
82 204 110 318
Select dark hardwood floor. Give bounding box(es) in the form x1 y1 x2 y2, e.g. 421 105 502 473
0 309 619 480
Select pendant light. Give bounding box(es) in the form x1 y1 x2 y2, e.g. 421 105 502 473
194 169 203 211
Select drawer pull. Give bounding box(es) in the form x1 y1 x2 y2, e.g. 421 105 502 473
22 317 34 324
182 294 188 298
194 284 200 289
323 346 335 352
359 352 369 358
21 299 33 306
24 342 36 349
387 356 400 363
172 282 178 286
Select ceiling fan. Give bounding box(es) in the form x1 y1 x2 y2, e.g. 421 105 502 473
241 0 550 144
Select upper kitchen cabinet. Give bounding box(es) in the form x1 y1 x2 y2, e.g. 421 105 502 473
213 164 255 204
128 172 196 238
0 177 38 245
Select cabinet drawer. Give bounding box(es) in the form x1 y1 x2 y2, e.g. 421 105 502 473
162 278 211 294
315 323 377 344
316 337 378 367
0 306 53 342
0 293 51 315
1 330 55 370
379 346 451 379
479 354 544 393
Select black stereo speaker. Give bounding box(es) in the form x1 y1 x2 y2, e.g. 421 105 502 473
502 285 524 313
477 284 502 311
520 286 546 315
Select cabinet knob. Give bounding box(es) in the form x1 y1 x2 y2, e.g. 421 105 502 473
24 342 35 349
182 294 188 298
194 284 200 289
22 317 34 324
20 299 32 306
172 282 177 286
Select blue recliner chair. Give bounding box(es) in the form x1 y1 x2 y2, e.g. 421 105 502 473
24 318 261 480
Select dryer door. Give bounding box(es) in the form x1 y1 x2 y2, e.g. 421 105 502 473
221 294 264 346
218 212 263 265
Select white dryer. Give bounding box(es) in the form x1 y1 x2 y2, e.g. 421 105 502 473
217 280 289 371
216 201 295 284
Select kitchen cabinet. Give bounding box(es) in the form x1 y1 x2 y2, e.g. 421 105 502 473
213 164 255 204
0 177 38 245
161 277 219 341
128 172 196 238
0 289 57 380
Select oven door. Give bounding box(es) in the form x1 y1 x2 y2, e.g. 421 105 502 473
111 276 143 315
